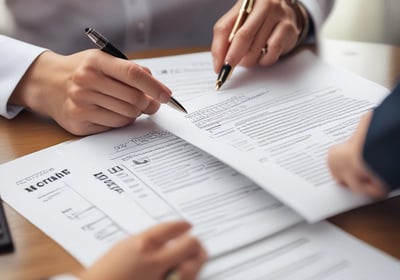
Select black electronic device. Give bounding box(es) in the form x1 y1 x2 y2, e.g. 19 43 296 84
0 197 14 254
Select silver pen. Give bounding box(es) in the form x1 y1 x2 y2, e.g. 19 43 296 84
85 27 187 114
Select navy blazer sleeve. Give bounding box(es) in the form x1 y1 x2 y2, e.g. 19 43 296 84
363 82 400 190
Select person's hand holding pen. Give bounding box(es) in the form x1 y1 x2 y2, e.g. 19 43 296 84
212 0 310 89
9 39 179 136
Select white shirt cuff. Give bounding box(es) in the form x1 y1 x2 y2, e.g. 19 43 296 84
0 35 47 119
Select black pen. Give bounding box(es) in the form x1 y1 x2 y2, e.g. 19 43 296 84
215 0 255 90
85 27 187 114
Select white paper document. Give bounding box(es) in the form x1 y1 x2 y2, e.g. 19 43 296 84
200 221 400 280
143 51 391 222
1 50 400 278
0 146 129 266
59 120 302 258
1 141 399 279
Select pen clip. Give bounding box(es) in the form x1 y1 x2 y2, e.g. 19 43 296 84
241 0 255 13
229 0 255 43
85 27 107 49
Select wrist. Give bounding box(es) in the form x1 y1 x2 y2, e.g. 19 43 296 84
288 0 311 47
9 51 67 118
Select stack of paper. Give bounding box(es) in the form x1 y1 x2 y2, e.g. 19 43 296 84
1 51 399 279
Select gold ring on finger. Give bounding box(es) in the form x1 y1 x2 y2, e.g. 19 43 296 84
165 269 181 280
261 44 268 56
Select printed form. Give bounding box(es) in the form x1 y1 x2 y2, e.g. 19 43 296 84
1 51 400 278
144 51 392 222
0 145 130 266
1 125 400 278
59 120 302 258
200 221 400 279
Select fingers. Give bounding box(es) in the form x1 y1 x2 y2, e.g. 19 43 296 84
71 51 168 114
60 88 156 135
221 4 270 68
225 1 281 68
176 246 208 280
70 80 160 118
160 235 207 280
84 72 155 113
138 221 193 248
327 139 387 199
363 180 387 199
211 1 242 73
140 221 207 279
258 20 298 67
212 0 300 71
161 233 204 265
67 121 112 136
334 150 386 199
94 53 172 104
338 169 386 199
55 50 167 135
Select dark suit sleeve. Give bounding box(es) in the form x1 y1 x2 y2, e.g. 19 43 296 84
363 82 400 191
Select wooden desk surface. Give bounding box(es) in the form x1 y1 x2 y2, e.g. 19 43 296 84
1 41 400 280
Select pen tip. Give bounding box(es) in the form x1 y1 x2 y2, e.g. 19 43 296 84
215 81 222 91
168 97 188 114
179 106 188 114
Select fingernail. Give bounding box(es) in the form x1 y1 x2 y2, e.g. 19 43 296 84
159 91 171 103
212 56 218 73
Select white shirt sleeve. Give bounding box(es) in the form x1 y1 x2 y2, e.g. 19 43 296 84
0 35 47 119
5 0 333 55
300 0 335 37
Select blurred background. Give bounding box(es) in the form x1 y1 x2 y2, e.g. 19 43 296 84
1 0 399 45
0 0 11 34
321 0 400 45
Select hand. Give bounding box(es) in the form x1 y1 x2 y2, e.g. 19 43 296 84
327 112 387 199
211 0 308 72
9 50 172 136
81 221 207 280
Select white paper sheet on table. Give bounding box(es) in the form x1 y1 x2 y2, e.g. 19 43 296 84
141 51 391 222
199 221 400 280
1 50 400 278
0 145 129 266
58 119 302 258
1 136 400 279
